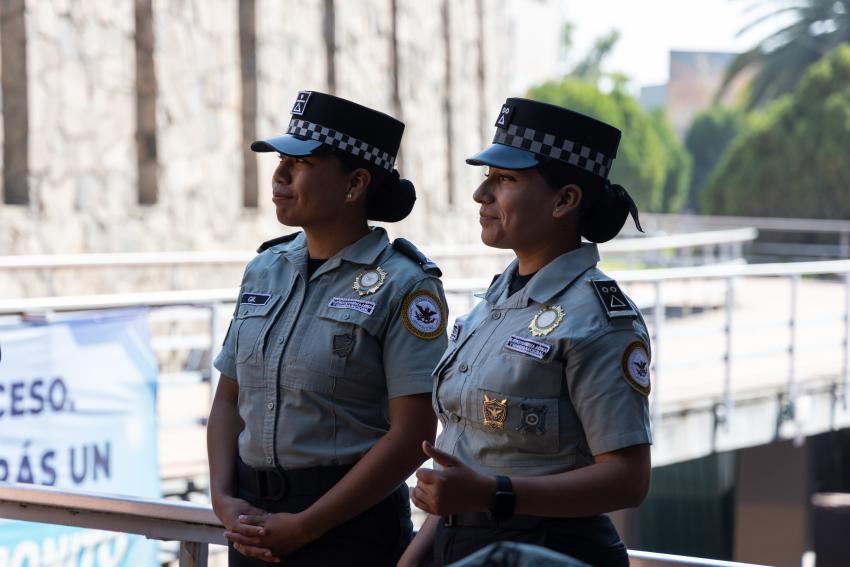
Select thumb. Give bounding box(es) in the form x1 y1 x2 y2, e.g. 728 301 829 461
422 440 461 468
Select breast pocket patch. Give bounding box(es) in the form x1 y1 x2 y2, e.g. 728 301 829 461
504 335 551 360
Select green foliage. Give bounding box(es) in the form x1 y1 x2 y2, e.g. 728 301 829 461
720 0 850 108
702 44 850 218
527 79 690 212
684 107 747 212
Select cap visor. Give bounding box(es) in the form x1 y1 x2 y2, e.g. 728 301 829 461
250 134 324 155
465 144 542 170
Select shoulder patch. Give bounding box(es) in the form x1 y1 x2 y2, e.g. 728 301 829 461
401 289 446 340
392 238 442 276
257 232 301 253
590 279 637 319
621 341 651 396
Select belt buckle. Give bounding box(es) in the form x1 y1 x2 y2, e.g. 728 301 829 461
257 468 287 501
443 514 455 527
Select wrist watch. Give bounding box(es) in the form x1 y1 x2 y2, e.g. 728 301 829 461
489 475 516 521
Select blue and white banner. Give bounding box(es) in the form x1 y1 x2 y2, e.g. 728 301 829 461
0 309 160 566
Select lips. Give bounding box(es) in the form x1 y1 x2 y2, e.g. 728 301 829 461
479 209 499 223
272 182 293 204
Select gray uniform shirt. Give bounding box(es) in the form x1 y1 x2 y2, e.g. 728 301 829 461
215 228 448 470
434 244 652 477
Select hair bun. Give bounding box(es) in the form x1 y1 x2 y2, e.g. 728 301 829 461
580 181 643 243
366 170 417 222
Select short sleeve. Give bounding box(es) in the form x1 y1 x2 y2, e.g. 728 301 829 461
213 287 242 379
383 277 449 399
565 328 653 455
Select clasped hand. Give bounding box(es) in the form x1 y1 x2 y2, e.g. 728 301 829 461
411 441 496 516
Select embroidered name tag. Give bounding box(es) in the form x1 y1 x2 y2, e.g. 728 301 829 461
241 293 271 305
504 335 551 360
328 297 375 315
450 322 461 342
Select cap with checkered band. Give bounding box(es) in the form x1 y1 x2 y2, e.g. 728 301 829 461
251 91 403 172
467 98 621 178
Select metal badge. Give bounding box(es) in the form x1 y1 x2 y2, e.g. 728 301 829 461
516 404 547 435
621 341 651 396
483 395 508 430
353 266 387 296
528 305 565 337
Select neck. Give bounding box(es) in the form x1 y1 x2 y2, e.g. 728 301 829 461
303 221 370 259
514 236 581 275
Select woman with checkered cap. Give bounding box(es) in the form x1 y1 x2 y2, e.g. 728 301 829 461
400 98 652 567
207 91 448 566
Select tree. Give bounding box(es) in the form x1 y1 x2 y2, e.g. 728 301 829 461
527 79 690 213
684 107 747 212
719 0 850 108
702 44 850 218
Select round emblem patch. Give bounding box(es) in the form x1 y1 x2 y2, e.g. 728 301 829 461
528 305 565 337
401 290 446 340
621 341 651 396
353 266 387 296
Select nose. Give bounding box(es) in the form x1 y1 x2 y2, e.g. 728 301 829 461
472 178 493 204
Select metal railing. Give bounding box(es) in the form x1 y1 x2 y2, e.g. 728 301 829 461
0 483 770 567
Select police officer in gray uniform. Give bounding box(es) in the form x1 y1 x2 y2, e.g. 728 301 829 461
207 91 447 566
402 98 651 567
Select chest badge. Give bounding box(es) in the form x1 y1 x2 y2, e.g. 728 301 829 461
517 403 547 435
483 395 508 430
353 266 387 296
529 304 564 337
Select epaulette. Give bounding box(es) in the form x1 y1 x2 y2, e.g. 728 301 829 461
256 232 300 253
392 238 442 276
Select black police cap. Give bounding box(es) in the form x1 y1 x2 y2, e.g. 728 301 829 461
251 91 404 172
467 97 621 178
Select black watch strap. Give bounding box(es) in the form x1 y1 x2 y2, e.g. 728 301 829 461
489 475 516 521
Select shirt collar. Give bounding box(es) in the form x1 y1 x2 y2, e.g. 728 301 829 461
486 243 600 307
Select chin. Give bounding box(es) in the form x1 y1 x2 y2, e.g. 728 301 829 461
480 229 511 250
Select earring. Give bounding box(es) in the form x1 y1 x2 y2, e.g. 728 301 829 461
347 193 353 200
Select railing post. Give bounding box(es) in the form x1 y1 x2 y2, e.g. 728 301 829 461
787 275 800 422
722 277 736 429
209 302 223 405
651 281 664 428
839 231 849 259
179 541 209 567
841 272 850 409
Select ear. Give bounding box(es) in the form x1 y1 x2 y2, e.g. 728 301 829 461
345 168 372 204
552 184 582 219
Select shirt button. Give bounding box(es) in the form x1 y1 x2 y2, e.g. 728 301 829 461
449 414 460 423
343 313 350 320
277 336 284 344
459 362 469 373
267 402 275 410
265 457 273 464
491 311 502 320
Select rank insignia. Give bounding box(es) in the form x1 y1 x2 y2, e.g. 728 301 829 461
332 334 355 357
353 266 387 296
516 404 547 435
621 341 651 396
401 289 446 340
528 305 564 337
483 395 508 429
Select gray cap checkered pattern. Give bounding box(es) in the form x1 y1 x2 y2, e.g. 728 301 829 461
287 119 396 171
494 124 613 178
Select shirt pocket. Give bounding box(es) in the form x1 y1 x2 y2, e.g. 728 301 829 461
301 301 385 387
234 295 281 367
478 342 564 399
473 387 560 462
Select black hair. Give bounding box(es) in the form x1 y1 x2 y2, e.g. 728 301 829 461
329 148 416 222
537 159 640 243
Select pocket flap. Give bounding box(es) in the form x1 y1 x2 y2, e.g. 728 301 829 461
317 296 383 335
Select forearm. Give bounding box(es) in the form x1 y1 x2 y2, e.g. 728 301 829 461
399 514 440 567
513 447 650 517
300 397 436 537
206 378 243 504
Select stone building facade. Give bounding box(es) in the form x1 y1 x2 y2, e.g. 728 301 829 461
0 0 524 296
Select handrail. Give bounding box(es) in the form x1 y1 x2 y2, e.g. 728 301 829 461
645 212 850 233
2 259 849 316
0 483 769 567
0 228 757 270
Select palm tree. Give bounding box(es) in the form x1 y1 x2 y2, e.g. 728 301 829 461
719 0 850 108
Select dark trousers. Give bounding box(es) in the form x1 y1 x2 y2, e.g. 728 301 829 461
433 513 629 567
229 459 413 566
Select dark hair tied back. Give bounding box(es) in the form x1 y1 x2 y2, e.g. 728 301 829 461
580 180 643 243
366 169 416 222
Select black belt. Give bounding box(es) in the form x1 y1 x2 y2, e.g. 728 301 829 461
443 512 543 530
236 457 354 501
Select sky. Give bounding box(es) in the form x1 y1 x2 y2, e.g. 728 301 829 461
559 0 792 89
